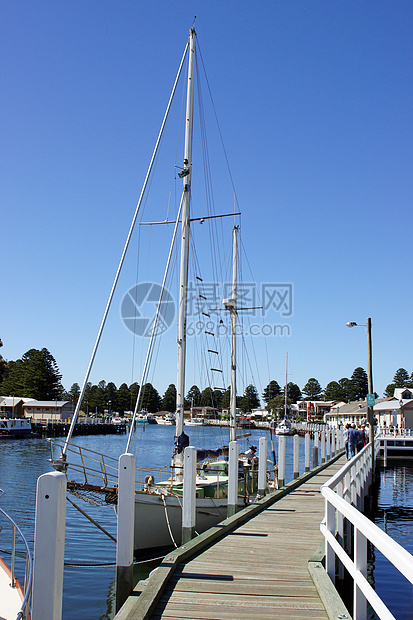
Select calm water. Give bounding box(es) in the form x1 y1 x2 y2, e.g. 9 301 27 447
370 465 413 620
0 426 312 620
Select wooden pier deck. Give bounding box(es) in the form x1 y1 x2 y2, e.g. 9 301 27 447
116 454 349 620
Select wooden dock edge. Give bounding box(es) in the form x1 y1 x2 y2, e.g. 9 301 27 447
115 450 345 620
308 540 352 620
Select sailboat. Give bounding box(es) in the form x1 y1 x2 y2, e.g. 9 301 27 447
53 27 272 557
275 353 294 436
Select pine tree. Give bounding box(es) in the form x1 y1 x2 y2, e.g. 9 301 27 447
262 380 281 404
302 378 322 400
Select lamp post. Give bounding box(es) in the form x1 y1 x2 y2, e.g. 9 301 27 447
346 318 375 474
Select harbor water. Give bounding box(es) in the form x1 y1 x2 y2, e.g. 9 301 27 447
370 464 413 619
0 425 310 619
2 427 411 619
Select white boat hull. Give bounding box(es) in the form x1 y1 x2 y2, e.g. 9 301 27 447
132 491 246 555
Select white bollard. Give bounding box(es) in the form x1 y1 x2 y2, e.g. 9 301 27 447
182 446 197 543
321 430 326 463
326 429 331 460
278 436 286 487
116 453 136 612
227 440 239 517
305 433 310 472
258 437 267 496
32 471 66 620
293 434 300 478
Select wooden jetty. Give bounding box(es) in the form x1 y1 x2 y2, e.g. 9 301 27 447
116 454 349 620
31 420 127 437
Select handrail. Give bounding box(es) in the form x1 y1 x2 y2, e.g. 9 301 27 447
0 489 33 620
320 434 413 620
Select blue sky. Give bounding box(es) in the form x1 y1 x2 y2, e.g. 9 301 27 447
2 1 413 402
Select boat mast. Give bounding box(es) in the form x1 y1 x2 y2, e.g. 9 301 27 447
175 28 196 445
284 352 288 419
229 226 238 443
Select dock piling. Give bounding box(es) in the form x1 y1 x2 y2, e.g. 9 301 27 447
182 446 197 544
227 441 238 517
32 471 66 620
116 453 135 613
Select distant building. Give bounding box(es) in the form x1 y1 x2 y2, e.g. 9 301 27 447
293 400 339 420
0 397 32 418
374 397 413 429
23 400 74 422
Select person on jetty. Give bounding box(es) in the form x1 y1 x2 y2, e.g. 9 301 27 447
348 425 358 459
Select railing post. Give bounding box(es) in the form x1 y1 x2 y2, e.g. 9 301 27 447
258 437 267 496
116 453 135 612
227 440 239 517
384 439 387 468
32 471 66 620
305 433 310 472
278 436 286 487
354 527 367 620
326 428 331 461
293 434 300 478
182 446 197 544
312 444 318 469
321 430 326 463
325 498 335 583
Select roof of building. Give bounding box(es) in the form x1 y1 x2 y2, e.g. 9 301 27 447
374 398 413 411
23 400 71 407
329 398 389 415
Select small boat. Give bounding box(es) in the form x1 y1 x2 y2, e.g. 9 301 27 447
184 417 204 427
0 490 32 620
135 412 157 424
0 417 32 439
156 414 175 425
275 354 294 436
275 418 294 436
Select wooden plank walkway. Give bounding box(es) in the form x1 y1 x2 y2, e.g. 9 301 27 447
149 456 346 619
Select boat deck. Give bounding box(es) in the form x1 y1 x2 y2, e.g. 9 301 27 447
0 558 23 620
116 455 348 619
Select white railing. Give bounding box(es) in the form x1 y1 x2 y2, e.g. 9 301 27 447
0 489 33 620
321 438 413 620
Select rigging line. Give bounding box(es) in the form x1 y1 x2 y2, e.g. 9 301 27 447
61 39 190 457
197 43 241 215
130 223 142 388
126 194 184 452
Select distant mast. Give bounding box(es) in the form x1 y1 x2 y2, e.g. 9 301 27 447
284 353 288 419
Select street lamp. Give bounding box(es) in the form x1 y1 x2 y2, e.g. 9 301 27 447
346 317 375 473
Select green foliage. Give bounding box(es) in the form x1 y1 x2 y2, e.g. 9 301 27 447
0 348 64 400
162 384 177 412
268 394 291 418
302 378 322 400
186 385 201 407
348 367 368 401
323 380 348 401
392 368 410 388
383 383 395 398
262 380 281 404
139 383 162 413
240 384 260 413
284 382 301 403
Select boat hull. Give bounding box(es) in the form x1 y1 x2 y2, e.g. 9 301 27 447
132 491 246 556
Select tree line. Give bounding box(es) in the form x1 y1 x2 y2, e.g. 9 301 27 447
0 345 411 415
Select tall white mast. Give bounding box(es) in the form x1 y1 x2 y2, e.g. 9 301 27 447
284 352 288 419
176 28 196 445
224 226 238 443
